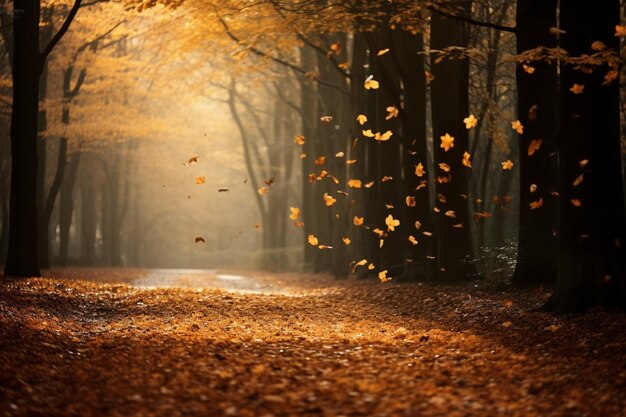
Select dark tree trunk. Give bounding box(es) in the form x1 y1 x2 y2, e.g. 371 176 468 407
513 0 558 285
57 152 80 266
4 0 41 277
429 5 478 280
548 0 626 311
80 172 96 265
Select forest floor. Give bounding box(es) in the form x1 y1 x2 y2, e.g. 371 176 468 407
1 268 625 417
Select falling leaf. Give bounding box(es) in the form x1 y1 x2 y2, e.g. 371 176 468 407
381 176 393 182
352 259 368 273
438 163 451 173
573 174 584 187
362 129 375 138
462 151 472 168
528 104 538 120
300 153 307 159
453 223 463 228
314 156 326 166
415 221 422 230
528 139 542 156
444 210 456 218
264 177 275 186
258 187 269 195
408 235 418 245
354 216 364 226
375 130 393 141
188 155 199 164
365 181 375 188
195 176 206 185
437 175 451 184
294 135 305 145
335 151 344 158
379 239 384 248
615 25 626 36
377 48 390 56
530 184 538 193
195 237 205 243
501 160 514 170
415 163 425 177
368 263 375 270
406 196 416 207
385 106 399 120
294 221 304 227
511 120 524 134
373 228 385 237
591 40 606 51
289 207 301 220
569 84 584 94
378 270 391 282
330 41 341 55
571 198 582 207
342 237 351 245
463 114 478 129
217 188 229 192
320 115 333 124
530 198 543 209
502 321 513 328
364 75 379 90
437 193 446 203
347 179 362 188
318 244 333 250
579 159 589 168
386 214 400 231
422 231 433 237
307 235 319 246
356 114 368 125
603 69 619 85
440 133 454 152
323 193 336 206
346 159 357 165
549 27 565 35
522 64 535 74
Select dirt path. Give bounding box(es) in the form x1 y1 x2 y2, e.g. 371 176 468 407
1 269 625 417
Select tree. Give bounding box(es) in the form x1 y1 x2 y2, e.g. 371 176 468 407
547 0 625 311
2 0 82 277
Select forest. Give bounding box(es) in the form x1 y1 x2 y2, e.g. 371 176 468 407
0 0 625 416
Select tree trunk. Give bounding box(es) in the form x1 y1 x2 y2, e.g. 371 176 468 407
548 0 626 311
80 172 96 265
429 5 478 280
57 152 80 266
4 0 41 277
513 0 558 285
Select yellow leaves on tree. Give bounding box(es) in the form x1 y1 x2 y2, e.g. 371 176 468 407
528 139 542 156
463 114 477 129
511 120 524 134
385 214 400 232
348 179 362 188
323 193 336 206
385 106 399 120
415 163 425 177
462 151 472 168
440 133 454 152
289 207 301 220
364 75 379 90
501 160 514 170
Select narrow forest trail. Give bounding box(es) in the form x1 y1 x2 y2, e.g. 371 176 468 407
1 269 625 417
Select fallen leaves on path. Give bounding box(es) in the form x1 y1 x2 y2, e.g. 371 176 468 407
1 270 625 417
